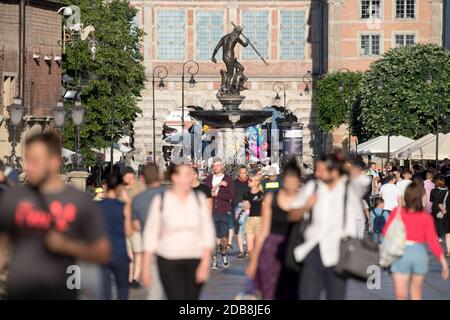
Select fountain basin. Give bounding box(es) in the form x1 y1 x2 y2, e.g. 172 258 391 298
189 110 273 128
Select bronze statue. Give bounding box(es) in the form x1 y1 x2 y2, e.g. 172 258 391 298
211 25 249 94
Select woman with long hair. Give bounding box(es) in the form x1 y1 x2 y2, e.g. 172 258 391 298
383 182 448 300
246 159 302 299
98 172 133 300
141 164 215 300
243 174 264 260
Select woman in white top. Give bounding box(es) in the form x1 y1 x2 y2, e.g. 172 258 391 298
141 164 216 300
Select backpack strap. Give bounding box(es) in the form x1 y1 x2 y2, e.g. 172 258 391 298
159 189 166 213
443 191 449 210
341 178 351 233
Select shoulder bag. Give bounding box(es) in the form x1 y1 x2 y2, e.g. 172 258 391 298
335 180 380 281
379 208 406 268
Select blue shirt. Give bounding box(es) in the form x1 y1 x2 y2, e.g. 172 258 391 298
132 187 165 230
98 199 128 260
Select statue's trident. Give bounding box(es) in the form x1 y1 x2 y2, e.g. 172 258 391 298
231 22 269 65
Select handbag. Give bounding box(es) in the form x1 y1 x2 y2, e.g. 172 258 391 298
379 208 406 268
335 180 380 281
284 181 318 272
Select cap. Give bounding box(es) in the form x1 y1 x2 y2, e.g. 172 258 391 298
266 166 277 176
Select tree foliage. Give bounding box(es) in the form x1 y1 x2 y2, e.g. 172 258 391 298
315 71 363 132
359 44 450 140
62 0 145 165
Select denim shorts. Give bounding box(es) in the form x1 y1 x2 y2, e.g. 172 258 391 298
391 244 429 275
213 213 230 239
237 214 248 236
227 213 234 230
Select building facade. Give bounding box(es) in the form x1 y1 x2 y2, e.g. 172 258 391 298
0 0 61 162
131 0 445 166
130 0 327 165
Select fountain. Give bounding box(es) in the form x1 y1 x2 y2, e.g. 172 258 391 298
189 24 272 128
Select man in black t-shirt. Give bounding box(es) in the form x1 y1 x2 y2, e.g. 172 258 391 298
192 167 212 210
0 133 110 300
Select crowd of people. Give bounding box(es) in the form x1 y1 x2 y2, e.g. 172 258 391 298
0 131 449 300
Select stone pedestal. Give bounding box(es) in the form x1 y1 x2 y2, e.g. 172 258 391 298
67 171 90 192
217 93 245 111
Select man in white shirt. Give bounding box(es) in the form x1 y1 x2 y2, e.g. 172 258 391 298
379 174 402 211
396 170 412 200
289 154 369 300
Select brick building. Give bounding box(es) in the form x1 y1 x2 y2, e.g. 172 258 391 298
326 0 445 147
0 0 61 162
131 0 446 165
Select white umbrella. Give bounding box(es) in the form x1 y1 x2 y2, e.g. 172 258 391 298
91 143 132 163
397 132 450 160
357 135 414 157
61 148 77 165
62 148 76 158
395 133 443 159
356 136 384 154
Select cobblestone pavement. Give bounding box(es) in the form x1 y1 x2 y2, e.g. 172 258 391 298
130 245 450 300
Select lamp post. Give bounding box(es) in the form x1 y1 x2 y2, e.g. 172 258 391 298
181 60 199 134
377 79 392 165
72 97 85 171
109 70 115 173
272 81 286 109
5 97 26 170
426 73 441 169
52 100 66 134
337 67 352 153
152 65 168 161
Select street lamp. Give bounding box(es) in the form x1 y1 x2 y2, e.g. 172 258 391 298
377 79 392 165
72 97 85 171
337 67 352 153
188 74 196 88
5 97 26 170
302 70 312 95
181 60 199 133
52 100 66 131
152 65 168 161
272 81 286 109
426 72 441 169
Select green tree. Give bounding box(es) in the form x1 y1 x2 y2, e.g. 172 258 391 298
315 71 363 133
359 44 450 140
62 0 145 166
